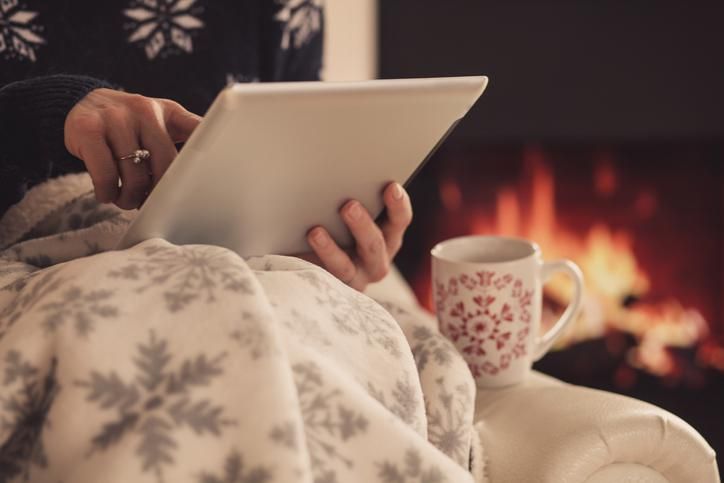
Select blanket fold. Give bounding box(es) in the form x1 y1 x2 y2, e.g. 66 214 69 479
0 173 483 483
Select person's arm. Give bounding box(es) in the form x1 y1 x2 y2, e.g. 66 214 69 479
260 1 324 82
0 74 111 217
0 76 201 215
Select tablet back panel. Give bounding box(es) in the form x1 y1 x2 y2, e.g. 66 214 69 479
118 76 488 257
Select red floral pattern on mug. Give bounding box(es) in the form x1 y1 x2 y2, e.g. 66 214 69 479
435 270 533 378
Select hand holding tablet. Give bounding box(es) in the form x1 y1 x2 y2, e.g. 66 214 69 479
117 76 488 258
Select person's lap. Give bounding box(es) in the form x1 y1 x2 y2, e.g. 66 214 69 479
0 173 478 482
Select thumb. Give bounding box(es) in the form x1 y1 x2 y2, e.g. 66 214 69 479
163 101 202 143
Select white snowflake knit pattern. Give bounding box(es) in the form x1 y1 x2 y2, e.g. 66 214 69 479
123 0 204 60
0 0 45 62
225 73 259 86
275 0 322 50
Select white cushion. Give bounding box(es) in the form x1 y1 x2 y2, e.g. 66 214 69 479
474 372 720 483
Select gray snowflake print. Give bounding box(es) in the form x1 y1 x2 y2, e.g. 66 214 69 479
1 246 53 269
0 259 34 277
22 192 125 242
377 301 458 373
108 245 254 313
0 0 45 62
269 420 300 451
274 0 322 50
293 361 369 483
280 309 332 349
368 377 423 435
0 353 59 481
409 325 457 373
197 449 272 483
18 254 53 269
229 312 277 360
0 268 64 341
38 286 119 337
296 271 401 357
123 0 205 60
426 377 472 467
75 331 234 482
377 448 446 483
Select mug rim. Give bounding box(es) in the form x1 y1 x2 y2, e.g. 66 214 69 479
430 235 541 265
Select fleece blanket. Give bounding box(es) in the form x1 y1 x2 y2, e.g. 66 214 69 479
0 173 486 483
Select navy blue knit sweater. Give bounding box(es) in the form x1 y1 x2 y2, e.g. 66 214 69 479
0 0 323 217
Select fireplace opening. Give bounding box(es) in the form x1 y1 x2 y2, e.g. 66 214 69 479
395 141 724 451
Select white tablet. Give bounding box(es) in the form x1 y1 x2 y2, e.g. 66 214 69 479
117 76 488 257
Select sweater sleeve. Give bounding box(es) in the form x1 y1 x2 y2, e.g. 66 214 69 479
0 74 112 218
260 2 324 82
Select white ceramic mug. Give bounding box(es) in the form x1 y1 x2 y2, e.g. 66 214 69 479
431 235 584 387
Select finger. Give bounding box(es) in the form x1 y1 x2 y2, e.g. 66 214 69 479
105 112 151 209
138 104 178 188
342 200 389 282
307 226 362 287
76 134 120 204
159 99 202 143
380 182 413 257
67 112 119 203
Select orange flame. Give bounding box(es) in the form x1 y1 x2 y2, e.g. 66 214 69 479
452 148 711 377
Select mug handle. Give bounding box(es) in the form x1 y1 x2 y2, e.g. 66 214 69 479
533 260 584 361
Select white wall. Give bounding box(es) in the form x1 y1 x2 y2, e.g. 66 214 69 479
322 0 378 81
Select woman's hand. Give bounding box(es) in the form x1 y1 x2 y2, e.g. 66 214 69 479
64 88 201 209
304 182 413 292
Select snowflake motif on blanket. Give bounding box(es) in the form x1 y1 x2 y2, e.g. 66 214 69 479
367 377 424 436
0 352 59 480
380 301 457 372
409 325 458 373
108 244 254 313
269 420 301 451
296 271 402 357
0 259 36 282
377 448 447 483
377 301 459 372
426 377 473 467
274 0 322 50
123 0 204 60
75 331 234 482
0 0 45 62
280 308 333 349
38 286 119 338
23 191 127 242
292 361 369 483
196 449 272 483
0 268 64 340
229 311 279 361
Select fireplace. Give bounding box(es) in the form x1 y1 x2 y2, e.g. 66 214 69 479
394 141 724 458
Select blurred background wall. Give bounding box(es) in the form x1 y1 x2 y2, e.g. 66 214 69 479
322 0 377 81
378 1 724 142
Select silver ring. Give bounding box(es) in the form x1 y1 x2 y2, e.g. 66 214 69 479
119 149 151 165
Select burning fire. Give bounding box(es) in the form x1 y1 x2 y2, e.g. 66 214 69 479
426 146 715 379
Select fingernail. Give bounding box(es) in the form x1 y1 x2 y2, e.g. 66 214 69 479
347 202 362 221
393 183 404 200
312 228 329 247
